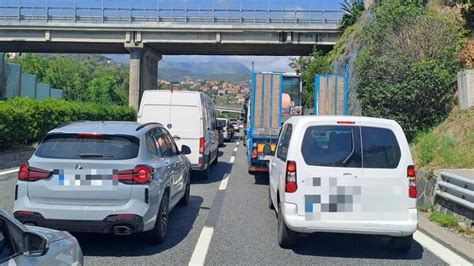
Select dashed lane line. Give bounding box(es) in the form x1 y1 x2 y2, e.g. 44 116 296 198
229 156 235 164
189 170 232 265
218 174 230 191
233 147 238 152
413 231 472 265
189 226 215 266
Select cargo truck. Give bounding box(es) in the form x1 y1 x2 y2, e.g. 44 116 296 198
246 72 303 174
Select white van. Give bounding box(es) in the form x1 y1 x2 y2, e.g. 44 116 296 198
269 116 418 251
138 90 219 178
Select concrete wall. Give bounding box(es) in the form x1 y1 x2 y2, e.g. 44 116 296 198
0 53 4 98
5 63 21 98
36 83 50 99
0 53 63 100
50 88 63 99
20 73 36 98
458 69 474 109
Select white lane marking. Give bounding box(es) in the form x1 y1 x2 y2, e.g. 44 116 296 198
0 168 19 176
233 147 238 152
236 142 240 146
229 156 235 164
218 175 230 191
413 231 471 265
189 226 214 266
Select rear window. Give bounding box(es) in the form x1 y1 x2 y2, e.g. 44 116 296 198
362 127 401 169
301 126 362 167
36 134 139 160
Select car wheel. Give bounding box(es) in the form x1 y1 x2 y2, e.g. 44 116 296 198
212 150 218 166
268 187 275 210
277 203 297 248
145 191 169 244
200 156 210 179
178 172 191 207
389 234 413 252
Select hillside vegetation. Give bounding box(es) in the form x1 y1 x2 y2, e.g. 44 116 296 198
413 106 474 171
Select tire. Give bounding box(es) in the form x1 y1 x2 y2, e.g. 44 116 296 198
389 234 413 252
200 156 210 179
212 150 218 166
277 203 297 248
145 191 169 244
268 187 275 210
178 172 191 207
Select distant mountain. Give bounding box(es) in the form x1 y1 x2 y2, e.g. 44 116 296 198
158 61 251 84
105 54 251 84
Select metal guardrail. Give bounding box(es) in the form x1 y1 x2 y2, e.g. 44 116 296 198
0 1 343 25
435 172 474 210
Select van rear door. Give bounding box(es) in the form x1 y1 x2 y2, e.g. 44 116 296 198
296 123 412 223
296 124 364 221
359 126 414 220
137 91 172 126
169 95 201 165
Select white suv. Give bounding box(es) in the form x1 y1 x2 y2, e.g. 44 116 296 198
269 116 418 251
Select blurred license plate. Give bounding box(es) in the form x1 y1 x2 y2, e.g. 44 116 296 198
259 155 272 161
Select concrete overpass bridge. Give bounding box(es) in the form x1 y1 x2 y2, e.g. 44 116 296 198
0 0 344 109
215 105 244 114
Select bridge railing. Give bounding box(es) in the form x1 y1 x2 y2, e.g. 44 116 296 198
0 1 342 26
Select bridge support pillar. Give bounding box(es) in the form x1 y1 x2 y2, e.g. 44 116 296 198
127 46 161 111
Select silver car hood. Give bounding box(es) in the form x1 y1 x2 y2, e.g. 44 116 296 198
26 225 73 243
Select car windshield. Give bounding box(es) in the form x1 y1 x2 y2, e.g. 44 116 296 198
35 134 139 160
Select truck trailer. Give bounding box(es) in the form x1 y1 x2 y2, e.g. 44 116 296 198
246 72 303 174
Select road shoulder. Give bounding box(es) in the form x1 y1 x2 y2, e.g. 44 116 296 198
418 213 474 263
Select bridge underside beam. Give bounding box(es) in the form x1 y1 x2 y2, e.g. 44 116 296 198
0 42 334 56
0 25 340 55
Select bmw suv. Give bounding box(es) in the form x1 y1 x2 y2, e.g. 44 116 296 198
13 121 192 244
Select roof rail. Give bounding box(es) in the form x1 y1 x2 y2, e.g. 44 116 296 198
136 122 163 131
56 120 88 129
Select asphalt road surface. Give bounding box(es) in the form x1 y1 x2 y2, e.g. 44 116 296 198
0 137 464 265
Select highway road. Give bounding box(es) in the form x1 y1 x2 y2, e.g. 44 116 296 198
0 136 467 265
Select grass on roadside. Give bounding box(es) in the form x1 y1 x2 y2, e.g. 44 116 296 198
429 211 459 228
412 106 474 171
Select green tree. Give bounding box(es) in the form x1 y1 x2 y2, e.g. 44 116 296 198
290 49 331 108
87 75 127 105
339 0 365 31
355 0 466 140
44 56 89 101
12 54 48 81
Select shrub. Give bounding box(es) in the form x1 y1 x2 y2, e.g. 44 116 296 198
355 0 466 140
0 98 136 149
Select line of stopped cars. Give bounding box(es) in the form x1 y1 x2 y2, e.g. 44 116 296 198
2 92 419 265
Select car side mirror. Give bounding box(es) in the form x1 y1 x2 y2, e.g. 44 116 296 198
173 135 181 141
180 145 192 155
23 231 49 256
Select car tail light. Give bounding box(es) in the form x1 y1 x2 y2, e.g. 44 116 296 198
337 121 356 125
285 161 297 193
199 137 205 154
117 165 153 185
18 163 51 182
251 149 258 159
76 133 101 138
407 165 417 198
